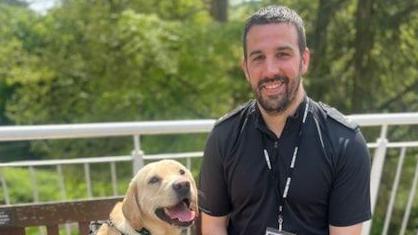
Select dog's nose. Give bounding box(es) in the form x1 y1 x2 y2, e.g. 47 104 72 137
172 181 190 196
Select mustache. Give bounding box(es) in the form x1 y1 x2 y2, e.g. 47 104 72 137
257 76 288 89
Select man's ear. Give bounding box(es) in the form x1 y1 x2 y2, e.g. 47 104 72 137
122 181 143 229
301 47 310 75
241 58 250 82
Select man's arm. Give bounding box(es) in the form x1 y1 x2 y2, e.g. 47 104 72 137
329 223 362 235
201 212 228 235
327 128 371 228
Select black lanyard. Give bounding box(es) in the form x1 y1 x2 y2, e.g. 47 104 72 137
262 98 310 231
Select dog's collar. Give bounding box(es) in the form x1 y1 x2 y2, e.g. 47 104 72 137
136 228 151 235
107 219 151 235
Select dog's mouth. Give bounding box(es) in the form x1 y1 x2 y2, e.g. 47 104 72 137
155 198 196 227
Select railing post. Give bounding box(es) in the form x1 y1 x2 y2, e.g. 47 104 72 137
399 156 418 235
57 164 67 200
187 157 191 170
382 147 406 235
110 162 118 196
29 166 39 202
362 125 389 235
0 168 10 205
132 135 144 175
84 163 92 198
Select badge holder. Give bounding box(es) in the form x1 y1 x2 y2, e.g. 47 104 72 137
264 98 310 235
266 227 296 235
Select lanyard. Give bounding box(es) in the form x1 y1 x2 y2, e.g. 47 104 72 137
263 98 310 231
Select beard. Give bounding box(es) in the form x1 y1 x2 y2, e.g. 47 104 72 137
252 74 301 115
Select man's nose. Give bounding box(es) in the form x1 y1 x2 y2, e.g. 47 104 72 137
263 59 280 79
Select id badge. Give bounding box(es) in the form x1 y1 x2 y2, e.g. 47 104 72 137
265 227 296 235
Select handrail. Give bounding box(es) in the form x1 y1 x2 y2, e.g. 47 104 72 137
0 120 215 141
348 112 418 126
0 113 417 235
367 141 418 148
0 152 203 167
0 112 417 141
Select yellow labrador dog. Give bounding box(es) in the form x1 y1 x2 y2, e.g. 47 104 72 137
96 159 198 235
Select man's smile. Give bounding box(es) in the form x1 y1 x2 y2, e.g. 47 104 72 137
258 77 288 96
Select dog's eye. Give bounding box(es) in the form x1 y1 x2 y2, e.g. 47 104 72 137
148 176 161 184
179 169 185 175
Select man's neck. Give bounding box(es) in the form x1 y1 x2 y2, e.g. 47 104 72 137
258 87 305 138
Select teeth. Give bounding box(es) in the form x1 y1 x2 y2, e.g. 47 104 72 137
264 81 282 89
265 83 279 89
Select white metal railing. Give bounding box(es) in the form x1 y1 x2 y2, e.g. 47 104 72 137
0 113 418 235
0 152 203 202
0 120 214 141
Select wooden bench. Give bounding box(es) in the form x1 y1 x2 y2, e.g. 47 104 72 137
0 197 122 235
0 197 201 235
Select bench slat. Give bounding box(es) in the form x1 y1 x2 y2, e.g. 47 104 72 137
79 221 90 235
46 225 59 235
0 227 25 235
0 197 201 235
0 197 122 227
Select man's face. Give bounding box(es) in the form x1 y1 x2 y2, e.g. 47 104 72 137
242 23 310 114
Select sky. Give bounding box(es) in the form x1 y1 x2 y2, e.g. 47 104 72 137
27 0 256 13
27 0 57 13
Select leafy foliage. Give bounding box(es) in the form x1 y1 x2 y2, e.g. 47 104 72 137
0 0 417 234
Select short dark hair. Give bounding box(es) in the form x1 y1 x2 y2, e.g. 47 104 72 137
243 5 306 59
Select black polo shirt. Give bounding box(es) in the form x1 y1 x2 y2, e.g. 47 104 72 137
199 97 371 235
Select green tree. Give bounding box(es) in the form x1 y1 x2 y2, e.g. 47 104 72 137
2 0 244 158
0 0 417 233
0 1 39 161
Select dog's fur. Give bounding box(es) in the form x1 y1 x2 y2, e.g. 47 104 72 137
96 160 198 235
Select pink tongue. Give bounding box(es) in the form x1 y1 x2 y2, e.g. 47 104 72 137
165 202 196 222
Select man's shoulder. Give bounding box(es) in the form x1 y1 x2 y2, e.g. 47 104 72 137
206 100 256 156
214 100 256 128
314 101 358 131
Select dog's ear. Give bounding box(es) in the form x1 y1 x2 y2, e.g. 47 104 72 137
122 181 143 229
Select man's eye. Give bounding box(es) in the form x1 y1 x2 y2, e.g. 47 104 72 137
252 56 263 62
277 52 290 58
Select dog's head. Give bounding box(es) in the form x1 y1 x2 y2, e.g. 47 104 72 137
122 159 198 230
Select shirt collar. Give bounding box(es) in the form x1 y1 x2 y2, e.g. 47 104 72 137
254 95 308 137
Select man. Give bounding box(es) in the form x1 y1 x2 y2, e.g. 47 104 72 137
199 5 371 235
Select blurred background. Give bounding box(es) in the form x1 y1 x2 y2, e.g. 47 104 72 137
0 0 417 234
